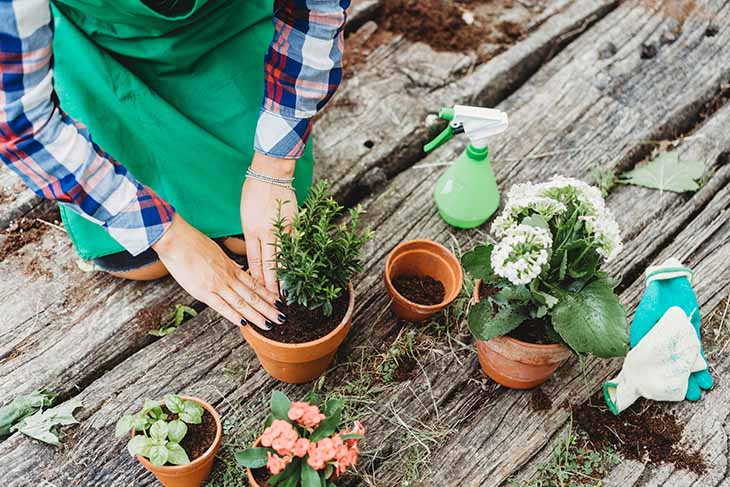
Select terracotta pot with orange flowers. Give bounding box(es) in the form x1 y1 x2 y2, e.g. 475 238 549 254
236 391 364 487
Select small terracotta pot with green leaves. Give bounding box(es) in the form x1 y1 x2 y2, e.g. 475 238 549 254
116 394 222 487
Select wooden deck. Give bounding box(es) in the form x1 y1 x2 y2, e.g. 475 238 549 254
1 0 729 485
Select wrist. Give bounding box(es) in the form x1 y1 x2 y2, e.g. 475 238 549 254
250 152 296 178
151 213 183 254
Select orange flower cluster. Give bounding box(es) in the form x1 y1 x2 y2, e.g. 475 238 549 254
260 403 365 478
288 401 326 429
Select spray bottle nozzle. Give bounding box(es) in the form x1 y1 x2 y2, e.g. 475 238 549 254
423 105 508 153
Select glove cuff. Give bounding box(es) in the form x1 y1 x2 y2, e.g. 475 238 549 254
645 257 693 285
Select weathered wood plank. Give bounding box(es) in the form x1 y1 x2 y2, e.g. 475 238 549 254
314 0 619 203
2 2 730 486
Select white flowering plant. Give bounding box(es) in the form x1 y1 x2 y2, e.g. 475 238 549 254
463 177 629 358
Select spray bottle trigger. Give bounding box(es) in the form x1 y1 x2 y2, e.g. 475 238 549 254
424 124 454 153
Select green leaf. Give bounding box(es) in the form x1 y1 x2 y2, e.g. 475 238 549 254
167 420 187 443
551 279 629 358
148 444 169 467
461 244 496 282
0 389 56 437
521 214 550 230
132 414 148 431
13 398 81 446
127 435 153 457
115 415 134 438
273 459 301 487
149 420 169 441
164 395 185 414
340 433 363 441
143 399 160 413
301 461 322 487
468 301 526 341
235 448 269 468
149 304 197 337
271 391 291 421
310 412 341 442
323 398 344 418
179 400 203 424
165 442 190 465
324 464 334 479
619 150 705 193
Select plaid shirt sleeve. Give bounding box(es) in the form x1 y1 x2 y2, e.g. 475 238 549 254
0 0 175 256
254 0 350 159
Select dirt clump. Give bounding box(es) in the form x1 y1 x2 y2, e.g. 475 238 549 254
530 388 553 411
179 408 217 460
24 256 54 280
392 274 445 306
393 356 418 382
573 394 707 474
509 317 558 345
0 217 51 262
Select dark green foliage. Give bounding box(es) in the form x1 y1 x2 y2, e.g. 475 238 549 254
273 181 373 316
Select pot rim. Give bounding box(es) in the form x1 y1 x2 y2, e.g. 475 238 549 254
239 281 355 349
246 437 264 487
133 395 222 472
473 279 571 352
384 239 464 311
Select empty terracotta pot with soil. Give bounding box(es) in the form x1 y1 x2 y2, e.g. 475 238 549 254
134 396 222 487
240 282 355 384
384 240 463 322
473 280 571 389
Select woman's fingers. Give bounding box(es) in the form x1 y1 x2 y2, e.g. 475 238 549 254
261 234 279 295
207 293 245 327
246 237 265 284
217 286 280 331
229 277 283 324
237 269 279 304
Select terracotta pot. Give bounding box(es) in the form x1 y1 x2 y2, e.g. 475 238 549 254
240 282 355 384
473 280 571 389
384 240 463 322
134 396 222 487
246 437 264 487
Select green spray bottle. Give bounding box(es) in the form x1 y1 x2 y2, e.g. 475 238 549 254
424 105 509 228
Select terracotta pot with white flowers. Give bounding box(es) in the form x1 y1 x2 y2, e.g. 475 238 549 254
463 177 630 389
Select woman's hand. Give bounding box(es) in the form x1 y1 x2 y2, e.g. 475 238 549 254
152 214 284 330
241 153 298 295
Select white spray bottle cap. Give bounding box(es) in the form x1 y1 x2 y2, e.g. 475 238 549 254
423 105 509 153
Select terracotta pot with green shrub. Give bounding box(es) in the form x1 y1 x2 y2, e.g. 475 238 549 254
463 177 629 389
240 182 373 383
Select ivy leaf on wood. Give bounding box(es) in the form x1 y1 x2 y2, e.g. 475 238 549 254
13 398 81 446
619 151 704 193
0 389 56 436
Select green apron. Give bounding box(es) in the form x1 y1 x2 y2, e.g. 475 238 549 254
51 0 314 259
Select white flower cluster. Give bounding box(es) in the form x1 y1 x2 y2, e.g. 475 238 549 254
492 224 553 285
492 176 623 263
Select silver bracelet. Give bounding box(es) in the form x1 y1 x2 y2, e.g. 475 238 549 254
246 168 295 190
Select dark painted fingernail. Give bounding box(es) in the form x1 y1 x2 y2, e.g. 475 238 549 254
275 300 285 311
278 313 287 323
281 288 288 298
240 319 248 326
265 319 277 329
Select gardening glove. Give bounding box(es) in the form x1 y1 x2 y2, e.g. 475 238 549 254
616 258 712 401
603 306 706 414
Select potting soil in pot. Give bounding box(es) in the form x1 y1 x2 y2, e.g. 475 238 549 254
161 406 217 460
392 274 445 305
253 292 350 344
253 467 274 486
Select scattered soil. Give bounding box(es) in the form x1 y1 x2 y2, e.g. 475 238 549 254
530 388 553 411
509 317 557 345
253 291 350 344
24 256 54 281
392 274 445 306
478 283 499 301
343 0 540 75
178 408 217 461
252 467 274 486
134 304 169 333
573 394 707 474
640 42 658 59
0 217 51 262
393 356 418 382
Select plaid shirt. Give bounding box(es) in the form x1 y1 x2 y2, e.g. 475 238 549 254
0 0 348 256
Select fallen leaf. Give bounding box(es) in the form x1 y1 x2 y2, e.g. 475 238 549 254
619 151 704 193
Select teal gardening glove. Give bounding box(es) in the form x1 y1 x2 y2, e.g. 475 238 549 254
619 258 713 402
